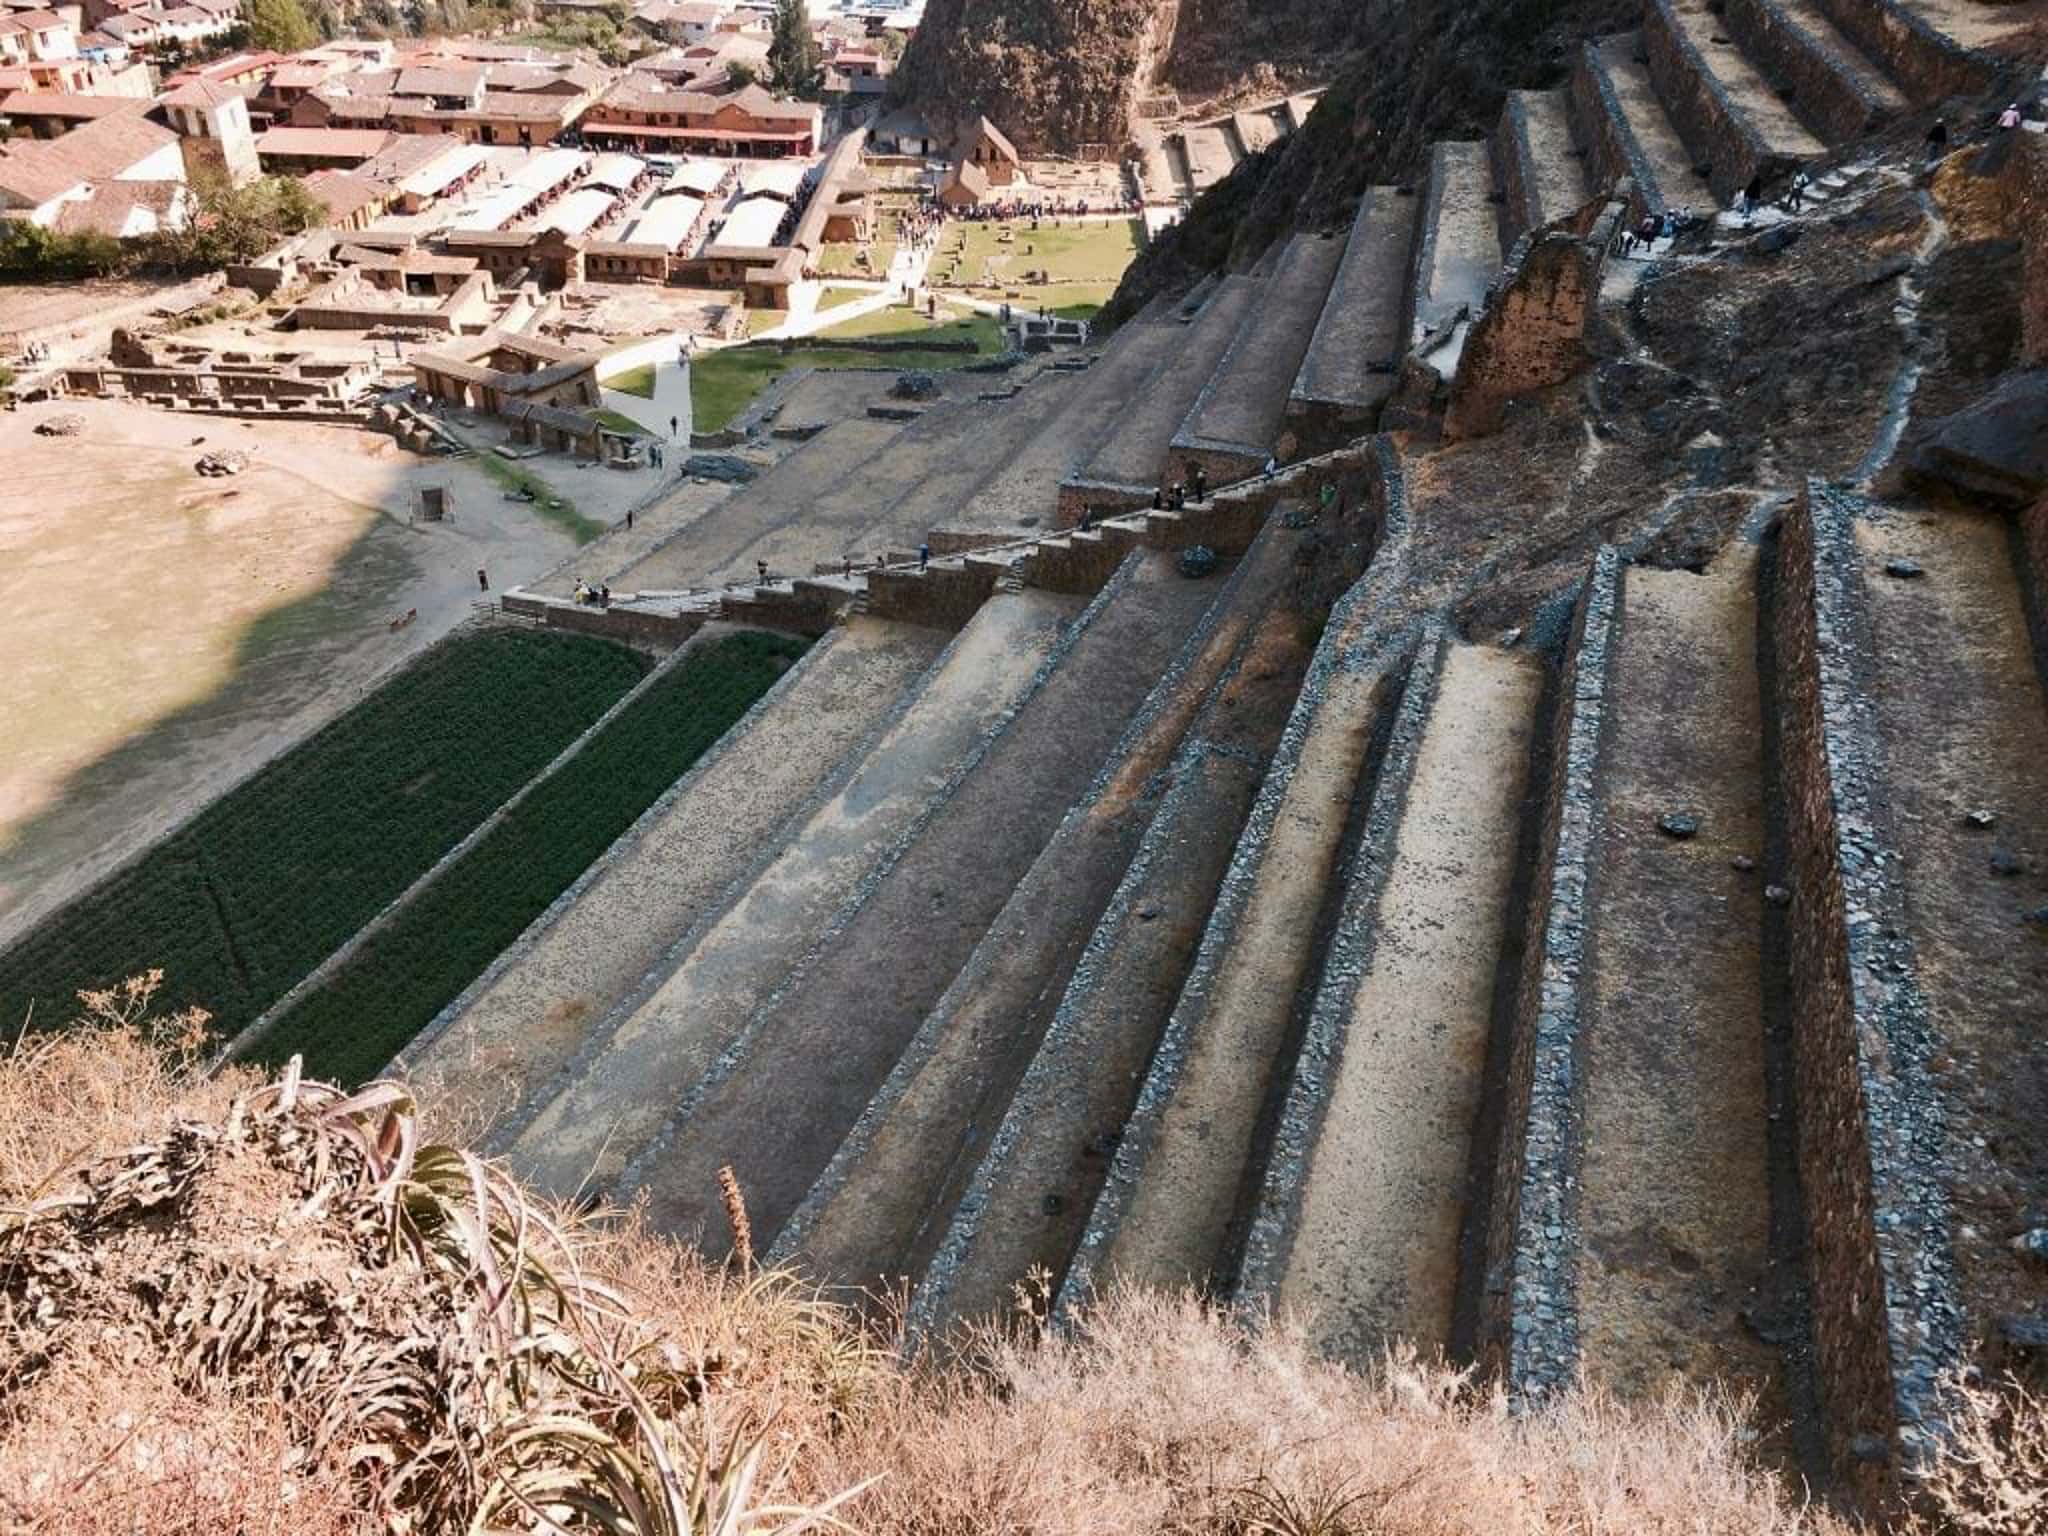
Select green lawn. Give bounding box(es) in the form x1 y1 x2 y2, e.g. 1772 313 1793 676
813 307 1000 346
745 307 789 338
816 284 880 311
816 240 898 278
254 632 810 1086
932 218 1138 317
605 363 656 399
0 631 652 1044
691 319 1008 432
473 449 605 544
596 408 651 438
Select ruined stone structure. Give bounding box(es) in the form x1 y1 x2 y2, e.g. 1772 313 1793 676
59 328 377 413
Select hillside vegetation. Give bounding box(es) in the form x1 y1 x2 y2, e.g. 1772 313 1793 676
9 997 2039 1534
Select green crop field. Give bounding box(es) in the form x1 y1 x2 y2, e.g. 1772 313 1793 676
0 631 650 1042
254 631 810 1087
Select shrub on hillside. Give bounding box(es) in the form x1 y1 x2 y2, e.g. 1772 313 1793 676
23 985 2047 1533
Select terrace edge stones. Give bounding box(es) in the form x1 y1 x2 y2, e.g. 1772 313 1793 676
1233 622 1448 1305
1482 543 1621 1401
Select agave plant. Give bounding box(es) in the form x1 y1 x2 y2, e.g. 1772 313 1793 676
1 1052 871 1535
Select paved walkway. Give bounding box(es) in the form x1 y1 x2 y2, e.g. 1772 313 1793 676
600 355 692 439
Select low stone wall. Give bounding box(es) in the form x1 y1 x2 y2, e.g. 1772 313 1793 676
1810 0 1996 102
718 581 845 636
1027 526 1139 594
1444 219 1609 442
1480 547 1618 1399
866 561 1001 630
502 594 705 647
1054 478 1152 530
1723 0 1890 143
1770 482 1960 1505
1643 0 1787 201
1570 40 1663 222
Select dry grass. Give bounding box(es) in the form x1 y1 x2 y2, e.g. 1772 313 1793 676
4 980 2043 1534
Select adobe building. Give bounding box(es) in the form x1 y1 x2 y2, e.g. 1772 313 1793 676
956 115 1020 187
158 74 258 185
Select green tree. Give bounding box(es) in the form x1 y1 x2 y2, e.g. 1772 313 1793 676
239 0 316 51
144 171 328 271
725 60 757 89
766 0 822 99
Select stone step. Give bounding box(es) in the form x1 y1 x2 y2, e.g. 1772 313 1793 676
1172 231 1348 482
1052 572 1411 1312
1570 556 1785 1419
611 418 905 591
880 330 1166 543
1778 487 2046 1487
1496 90 1595 246
1064 275 1262 518
965 318 1191 529
1287 187 1414 450
772 525 1303 1294
397 618 947 1135
1572 33 1719 218
1722 0 1909 142
499 587 1083 1204
1237 632 1545 1366
1643 0 1827 204
625 551 1234 1253
1404 140 1503 352
1179 123 1238 191
909 554 1320 1337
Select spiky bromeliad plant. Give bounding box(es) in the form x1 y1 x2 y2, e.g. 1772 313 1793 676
0 1041 868 1535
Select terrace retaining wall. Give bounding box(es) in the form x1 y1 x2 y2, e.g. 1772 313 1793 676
1809 0 1998 102
1770 482 1960 1505
1723 0 1893 142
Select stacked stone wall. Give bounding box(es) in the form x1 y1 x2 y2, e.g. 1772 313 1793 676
1480 548 1617 1396
1642 0 1782 201
1808 0 1997 101
1569 42 1661 222
1722 0 1889 141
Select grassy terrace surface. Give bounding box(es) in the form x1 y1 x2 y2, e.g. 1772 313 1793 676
606 363 656 399
936 217 1138 316
254 631 810 1087
690 315 1005 432
0 631 650 1041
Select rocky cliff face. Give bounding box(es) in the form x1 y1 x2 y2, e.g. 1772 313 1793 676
890 0 1162 156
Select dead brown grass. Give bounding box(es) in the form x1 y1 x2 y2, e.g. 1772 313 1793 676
3 981 2042 1534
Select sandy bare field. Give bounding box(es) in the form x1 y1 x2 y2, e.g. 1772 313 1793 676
0 398 578 946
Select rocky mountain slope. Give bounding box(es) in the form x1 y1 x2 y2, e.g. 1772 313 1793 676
890 0 1163 155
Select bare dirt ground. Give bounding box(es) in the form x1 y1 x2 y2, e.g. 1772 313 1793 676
0 398 578 947
0 278 199 347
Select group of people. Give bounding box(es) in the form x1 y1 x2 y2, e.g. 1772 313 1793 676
1150 463 1211 512
573 579 613 607
14 340 52 364
1616 204 1704 257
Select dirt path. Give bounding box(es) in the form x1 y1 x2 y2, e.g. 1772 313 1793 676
0 399 574 947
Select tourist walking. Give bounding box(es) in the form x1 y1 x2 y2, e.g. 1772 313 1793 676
669 415 678 437
757 560 769 583
1190 465 1208 501
1999 103 2022 131
918 542 931 571
477 567 489 592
